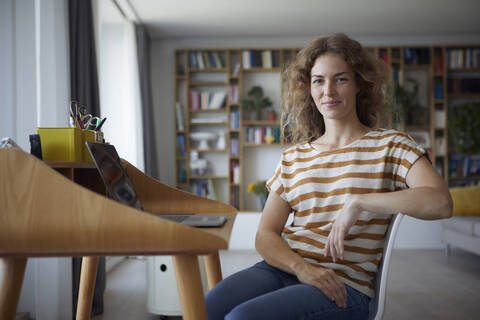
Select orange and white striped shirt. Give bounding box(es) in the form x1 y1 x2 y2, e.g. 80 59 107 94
266 128 425 297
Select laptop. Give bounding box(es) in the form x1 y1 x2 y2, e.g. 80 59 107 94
85 141 227 227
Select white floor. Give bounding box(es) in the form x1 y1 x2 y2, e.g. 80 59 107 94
93 249 480 320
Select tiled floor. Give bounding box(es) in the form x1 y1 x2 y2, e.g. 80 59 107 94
93 249 480 320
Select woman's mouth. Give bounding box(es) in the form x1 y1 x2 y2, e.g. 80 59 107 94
322 100 341 107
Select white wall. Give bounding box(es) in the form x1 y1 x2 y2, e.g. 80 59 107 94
150 33 479 249
0 0 71 318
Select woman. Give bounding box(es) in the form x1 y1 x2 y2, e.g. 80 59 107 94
205 33 452 320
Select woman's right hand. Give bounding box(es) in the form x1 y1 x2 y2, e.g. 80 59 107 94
294 262 347 308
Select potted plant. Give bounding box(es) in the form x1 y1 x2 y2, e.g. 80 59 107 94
449 102 480 153
247 180 269 210
393 78 426 127
241 86 272 120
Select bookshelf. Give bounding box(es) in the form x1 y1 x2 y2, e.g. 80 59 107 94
174 48 294 211
444 46 480 187
174 45 480 211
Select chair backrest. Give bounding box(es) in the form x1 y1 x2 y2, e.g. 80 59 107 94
367 213 404 320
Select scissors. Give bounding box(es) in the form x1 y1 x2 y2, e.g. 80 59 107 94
81 114 101 130
70 100 98 130
69 100 83 128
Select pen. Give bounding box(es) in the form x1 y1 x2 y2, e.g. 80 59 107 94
76 113 85 129
95 117 107 131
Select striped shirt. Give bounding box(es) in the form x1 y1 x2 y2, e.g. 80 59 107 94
266 128 425 297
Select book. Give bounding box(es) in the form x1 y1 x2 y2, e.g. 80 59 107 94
213 52 223 68
242 51 251 69
230 138 239 156
189 89 200 110
207 52 215 68
434 82 444 100
230 110 240 129
251 50 262 68
175 102 185 131
232 62 240 76
435 136 446 156
202 51 211 68
189 52 197 69
196 51 205 69
435 55 444 73
201 91 210 109
207 179 217 200
434 110 446 129
229 85 239 103
208 92 227 109
262 50 272 68
176 134 185 157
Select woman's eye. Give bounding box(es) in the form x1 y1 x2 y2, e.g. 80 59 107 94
337 78 348 83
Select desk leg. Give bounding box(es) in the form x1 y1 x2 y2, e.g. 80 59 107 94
204 251 222 290
0 257 27 320
76 257 99 320
173 255 207 320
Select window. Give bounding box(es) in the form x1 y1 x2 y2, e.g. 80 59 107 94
94 0 144 171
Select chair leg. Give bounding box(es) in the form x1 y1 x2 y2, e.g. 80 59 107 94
76 257 99 320
203 251 222 290
0 257 27 320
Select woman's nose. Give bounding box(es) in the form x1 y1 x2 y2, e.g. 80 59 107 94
323 81 336 97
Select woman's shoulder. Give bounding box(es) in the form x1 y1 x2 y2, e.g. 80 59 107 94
370 128 424 152
281 141 314 157
367 128 413 142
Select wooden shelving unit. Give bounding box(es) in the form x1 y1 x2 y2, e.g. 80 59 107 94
174 44 480 211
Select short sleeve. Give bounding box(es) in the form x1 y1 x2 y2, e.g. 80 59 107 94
395 133 427 181
266 157 288 203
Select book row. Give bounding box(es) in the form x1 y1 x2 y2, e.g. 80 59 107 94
189 51 224 69
447 49 480 69
190 179 217 200
230 138 239 157
449 153 480 178
189 90 227 110
230 110 240 129
242 50 280 69
230 161 240 184
229 85 239 103
244 126 281 144
447 78 480 94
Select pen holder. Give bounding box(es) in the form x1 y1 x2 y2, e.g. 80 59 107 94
36 127 97 162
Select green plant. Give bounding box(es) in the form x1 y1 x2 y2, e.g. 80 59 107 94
247 180 269 197
393 78 425 126
449 102 480 153
241 86 272 112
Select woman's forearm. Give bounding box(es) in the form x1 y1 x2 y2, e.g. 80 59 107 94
255 230 308 275
353 186 453 220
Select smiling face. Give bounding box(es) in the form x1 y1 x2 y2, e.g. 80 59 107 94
310 53 360 123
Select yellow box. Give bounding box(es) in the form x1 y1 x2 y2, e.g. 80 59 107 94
82 130 96 162
36 127 96 163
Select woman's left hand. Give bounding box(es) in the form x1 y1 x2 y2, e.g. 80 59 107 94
324 195 361 262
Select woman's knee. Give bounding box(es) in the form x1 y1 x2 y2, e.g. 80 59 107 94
205 285 230 320
225 301 261 320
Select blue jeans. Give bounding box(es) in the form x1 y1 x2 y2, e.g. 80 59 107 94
205 261 370 320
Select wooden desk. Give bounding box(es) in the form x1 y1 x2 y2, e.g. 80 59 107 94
0 149 236 320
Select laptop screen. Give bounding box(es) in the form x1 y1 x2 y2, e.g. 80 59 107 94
86 141 143 211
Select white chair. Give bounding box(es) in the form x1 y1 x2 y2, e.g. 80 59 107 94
367 213 404 320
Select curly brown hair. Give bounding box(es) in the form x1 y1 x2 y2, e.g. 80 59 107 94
282 33 390 144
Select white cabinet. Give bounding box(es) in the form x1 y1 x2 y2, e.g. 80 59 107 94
147 256 208 316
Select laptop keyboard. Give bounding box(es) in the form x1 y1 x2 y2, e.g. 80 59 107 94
162 215 189 223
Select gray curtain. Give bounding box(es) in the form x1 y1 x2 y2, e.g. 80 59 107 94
135 24 159 179
69 0 100 116
68 0 105 317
